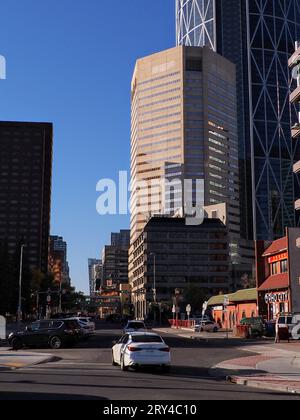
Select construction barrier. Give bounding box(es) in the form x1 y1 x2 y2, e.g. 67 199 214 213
235 324 251 338
168 319 195 329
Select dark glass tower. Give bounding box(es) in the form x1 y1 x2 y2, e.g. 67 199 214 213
176 0 300 241
0 121 53 273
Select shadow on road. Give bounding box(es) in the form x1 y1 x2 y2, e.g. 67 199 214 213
0 391 108 400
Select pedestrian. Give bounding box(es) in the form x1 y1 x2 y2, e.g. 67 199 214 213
275 319 280 344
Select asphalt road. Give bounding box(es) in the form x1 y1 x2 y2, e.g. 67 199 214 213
0 324 299 401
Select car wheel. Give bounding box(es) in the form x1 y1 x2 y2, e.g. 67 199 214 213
11 337 22 350
112 352 118 366
49 336 62 350
120 355 128 371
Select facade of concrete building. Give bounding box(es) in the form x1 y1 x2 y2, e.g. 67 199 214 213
49 236 71 286
204 203 255 289
129 45 240 285
176 0 300 241
88 258 101 297
130 217 229 320
102 230 130 287
111 230 130 247
0 121 52 273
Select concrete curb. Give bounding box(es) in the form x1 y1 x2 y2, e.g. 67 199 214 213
0 352 56 370
228 376 300 395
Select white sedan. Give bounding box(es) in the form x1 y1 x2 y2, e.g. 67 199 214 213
123 321 146 334
194 320 219 333
112 332 171 372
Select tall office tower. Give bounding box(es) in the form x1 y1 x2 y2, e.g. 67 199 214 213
0 121 52 273
49 235 71 285
176 0 300 241
111 230 130 247
290 42 300 210
102 230 130 287
88 258 101 296
130 45 241 284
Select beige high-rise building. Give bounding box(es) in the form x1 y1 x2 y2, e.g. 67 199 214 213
129 45 241 293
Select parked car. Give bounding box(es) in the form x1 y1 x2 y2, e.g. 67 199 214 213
112 332 171 372
240 317 266 337
51 313 77 320
265 320 276 337
123 321 147 334
276 314 300 335
67 317 95 332
275 313 300 339
190 316 211 324
194 320 219 333
66 317 95 340
8 320 81 350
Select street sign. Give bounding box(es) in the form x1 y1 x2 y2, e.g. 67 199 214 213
186 304 192 315
172 305 176 314
223 295 230 307
202 301 208 311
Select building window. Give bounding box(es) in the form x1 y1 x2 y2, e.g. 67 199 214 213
280 259 288 273
271 262 279 275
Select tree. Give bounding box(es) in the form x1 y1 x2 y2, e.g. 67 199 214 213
183 285 208 314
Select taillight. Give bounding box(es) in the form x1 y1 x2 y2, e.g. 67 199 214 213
127 346 142 352
159 347 170 352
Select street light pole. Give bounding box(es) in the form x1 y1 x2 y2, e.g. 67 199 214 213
17 244 25 325
150 253 157 326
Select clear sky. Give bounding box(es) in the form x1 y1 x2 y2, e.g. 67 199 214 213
0 0 175 294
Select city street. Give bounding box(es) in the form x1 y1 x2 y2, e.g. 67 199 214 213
0 323 299 400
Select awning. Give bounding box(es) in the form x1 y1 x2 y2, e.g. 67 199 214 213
262 237 287 257
258 273 289 291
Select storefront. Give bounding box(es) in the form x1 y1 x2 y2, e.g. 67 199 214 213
207 288 258 329
256 228 300 321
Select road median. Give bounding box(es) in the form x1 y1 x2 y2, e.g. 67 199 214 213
0 348 55 370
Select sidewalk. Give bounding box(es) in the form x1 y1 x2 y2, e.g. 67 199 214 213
211 342 300 395
0 348 55 370
153 326 236 341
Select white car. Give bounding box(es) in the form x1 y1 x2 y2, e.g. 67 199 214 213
67 317 95 335
194 320 219 333
123 321 146 334
112 332 171 372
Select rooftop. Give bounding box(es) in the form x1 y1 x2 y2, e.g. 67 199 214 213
207 288 258 307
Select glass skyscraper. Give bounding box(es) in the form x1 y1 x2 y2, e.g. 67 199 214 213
176 0 300 240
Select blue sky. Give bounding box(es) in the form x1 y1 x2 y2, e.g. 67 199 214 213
0 0 175 293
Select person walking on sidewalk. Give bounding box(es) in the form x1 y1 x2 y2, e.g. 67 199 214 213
275 321 280 344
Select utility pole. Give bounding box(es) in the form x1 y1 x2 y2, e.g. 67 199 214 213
17 244 25 325
150 253 157 326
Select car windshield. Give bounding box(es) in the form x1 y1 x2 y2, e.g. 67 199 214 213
127 322 145 329
131 335 163 343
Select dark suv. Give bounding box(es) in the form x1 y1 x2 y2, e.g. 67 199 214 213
8 320 81 350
